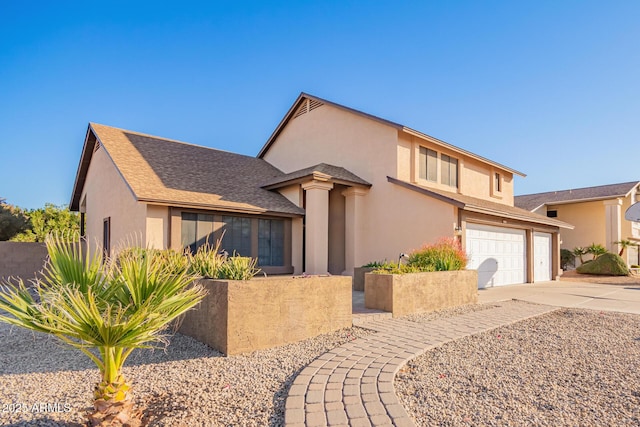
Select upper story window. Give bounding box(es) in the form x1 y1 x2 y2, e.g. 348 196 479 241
440 154 458 188
494 173 502 192
547 210 558 218
419 147 437 182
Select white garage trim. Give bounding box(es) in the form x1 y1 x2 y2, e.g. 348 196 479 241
533 232 552 282
466 223 526 288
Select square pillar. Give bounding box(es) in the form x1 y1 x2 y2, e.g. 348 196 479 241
342 187 369 276
302 180 334 275
604 199 622 253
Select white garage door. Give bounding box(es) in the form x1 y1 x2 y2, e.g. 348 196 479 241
533 232 552 282
466 224 526 288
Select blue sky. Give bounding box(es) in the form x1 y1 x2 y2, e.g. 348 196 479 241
1 1 639 209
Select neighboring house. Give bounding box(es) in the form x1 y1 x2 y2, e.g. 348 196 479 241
516 182 640 266
70 93 572 288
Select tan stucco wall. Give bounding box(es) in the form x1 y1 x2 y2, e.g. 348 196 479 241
263 104 458 268
364 270 478 317
146 205 169 249
0 242 48 282
546 200 608 256
179 276 352 355
81 147 147 257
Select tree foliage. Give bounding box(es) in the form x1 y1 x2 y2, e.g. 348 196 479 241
11 203 80 242
0 199 29 241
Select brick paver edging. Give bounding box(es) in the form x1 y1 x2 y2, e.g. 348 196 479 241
284 302 556 427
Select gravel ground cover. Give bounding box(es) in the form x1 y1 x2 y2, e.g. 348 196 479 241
0 322 371 426
395 307 640 427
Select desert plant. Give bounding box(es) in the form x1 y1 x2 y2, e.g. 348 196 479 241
218 255 261 280
572 247 588 264
0 234 206 426
560 249 574 270
407 237 468 271
188 240 226 278
586 243 608 260
372 263 422 274
614 239 638 256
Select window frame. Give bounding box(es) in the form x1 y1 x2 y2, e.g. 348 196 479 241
440 153 459 188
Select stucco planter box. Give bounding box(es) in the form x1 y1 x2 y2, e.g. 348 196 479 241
353 267 375 291
364 270 478 317
179 276 352 355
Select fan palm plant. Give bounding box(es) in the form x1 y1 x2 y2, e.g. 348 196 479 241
586 243 608 260
572 246 588 264
614 239 637 257
0 235 206 426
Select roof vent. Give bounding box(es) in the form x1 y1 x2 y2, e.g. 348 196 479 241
93 141 101 153
293 98 324 119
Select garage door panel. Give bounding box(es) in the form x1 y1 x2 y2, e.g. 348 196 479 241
466 224 526 288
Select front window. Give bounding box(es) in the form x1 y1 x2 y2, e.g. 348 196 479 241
258 219 285 266
494 172 502 192
441 154 458 188
181 213 215 253
221 216 251 256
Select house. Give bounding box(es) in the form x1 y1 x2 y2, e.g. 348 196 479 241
70 93 572 288
515 182 640 266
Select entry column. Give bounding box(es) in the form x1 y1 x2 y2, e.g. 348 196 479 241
302 180 334 274
342 187 369 275
604 198 622 253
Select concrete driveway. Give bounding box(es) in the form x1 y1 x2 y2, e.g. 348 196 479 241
478 280 640 314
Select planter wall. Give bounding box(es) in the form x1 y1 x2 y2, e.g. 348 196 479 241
364 270 478 317
353 267 375 291
179 276 352 355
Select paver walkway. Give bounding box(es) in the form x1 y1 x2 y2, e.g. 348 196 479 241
284 301 556 427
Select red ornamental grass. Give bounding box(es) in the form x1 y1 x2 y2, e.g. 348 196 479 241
408 237 469 271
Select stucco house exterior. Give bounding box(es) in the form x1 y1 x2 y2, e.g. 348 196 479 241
70 93 571 288
515 182 640 266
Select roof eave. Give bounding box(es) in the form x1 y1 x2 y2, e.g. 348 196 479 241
257 92 403 159
137 198 305 217
69 125 96 211
463 205 574 229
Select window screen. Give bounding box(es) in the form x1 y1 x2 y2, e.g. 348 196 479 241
419 147 438 182
258 219 284 266
441 154 458 188
222 216 251 256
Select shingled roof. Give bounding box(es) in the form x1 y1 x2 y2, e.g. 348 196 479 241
388 177 573 229
515 181 640 211
262 163 371 189
70 124 305 216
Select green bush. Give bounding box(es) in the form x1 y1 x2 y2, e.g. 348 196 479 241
576 252 629 276
188 242 226 278
560 249 574 270
372 263 422 274
407 237 468 271
362 260 386 268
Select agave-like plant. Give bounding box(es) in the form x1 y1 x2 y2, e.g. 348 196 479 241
0 234 206 426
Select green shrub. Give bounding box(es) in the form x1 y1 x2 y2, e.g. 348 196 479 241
560 249 574 270
576 252 629 276
407 237 468 271
631 264 640 269
371 263 422 274
362 260 386 268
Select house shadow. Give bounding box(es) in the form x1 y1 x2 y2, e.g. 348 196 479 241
0 324 222 376
476 257 499 289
